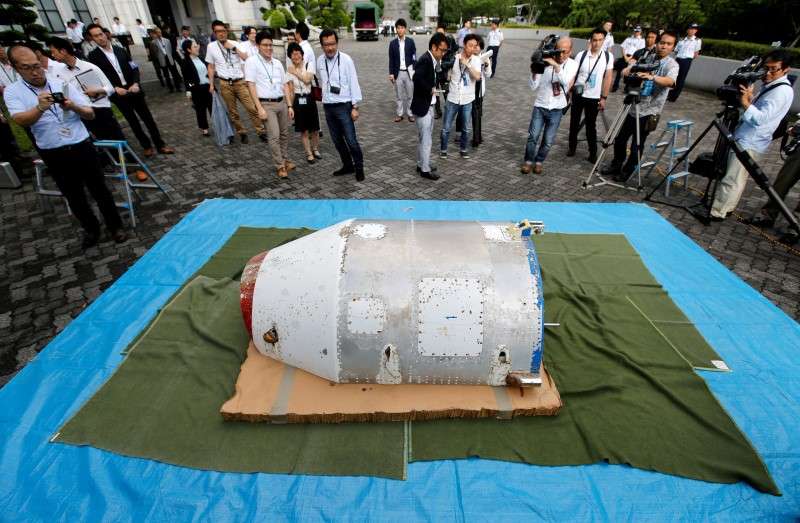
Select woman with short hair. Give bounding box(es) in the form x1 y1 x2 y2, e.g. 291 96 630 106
285 42 321 163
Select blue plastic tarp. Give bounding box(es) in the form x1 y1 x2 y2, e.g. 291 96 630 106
1 199 799 521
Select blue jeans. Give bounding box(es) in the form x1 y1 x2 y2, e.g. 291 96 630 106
440 100 472 153
524 106 563 164
323 102 364 170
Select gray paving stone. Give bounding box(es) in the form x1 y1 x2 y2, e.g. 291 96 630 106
1 36 798 386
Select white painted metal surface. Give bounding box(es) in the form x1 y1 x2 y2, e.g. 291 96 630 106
244 219 545 386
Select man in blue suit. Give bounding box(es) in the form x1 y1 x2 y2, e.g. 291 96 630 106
388 19 417 122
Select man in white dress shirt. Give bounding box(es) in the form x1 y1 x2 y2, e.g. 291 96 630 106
668 23 702 102
4 44 126 248
601 20 614 52
294 22 315 67
485 20 503 78
206 19 266 143
176 26 196 63
711 49 795 220
440 33 482 160
111 17 127 36
245 31 296 179
317 28 365 181
238 27 260 59
567 28 613 163
66 20 85 58
612 26 644 91
520 37 577 175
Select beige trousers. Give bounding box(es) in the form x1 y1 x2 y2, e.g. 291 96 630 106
219 79 265 135
261 100 289 168
711 149 762 218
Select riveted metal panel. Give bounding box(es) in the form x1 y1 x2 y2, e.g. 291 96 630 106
417 278 484 357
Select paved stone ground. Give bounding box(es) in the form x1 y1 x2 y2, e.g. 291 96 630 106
2 37 799 387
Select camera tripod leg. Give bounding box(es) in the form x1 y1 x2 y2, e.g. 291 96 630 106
582 104 632 189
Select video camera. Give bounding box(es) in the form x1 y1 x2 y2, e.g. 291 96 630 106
530 35 562 75
623 49 660 95
437 35 458 90
716 56 765 107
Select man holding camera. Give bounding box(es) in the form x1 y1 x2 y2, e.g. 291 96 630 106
520 36 577 175
317 28 365 181
568 28 613 163
440 34 482 160
4 45 126 249
711 50 795 221
433 23 457 119
412 32 449 181
603 31 679 182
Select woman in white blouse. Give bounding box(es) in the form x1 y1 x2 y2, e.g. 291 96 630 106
286 42 321 163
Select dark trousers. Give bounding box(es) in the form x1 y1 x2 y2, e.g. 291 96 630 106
323 102 364 170
763 151 800 221
189 85 213 130
669 57 692 102
487 46 499 78
158 61 183 91
471 86 484 146
38 139 123 235
144 37 165 87
611 114 652 174
84 107 125 141
113 92 165 150
0 119 21 170
568 95 600 157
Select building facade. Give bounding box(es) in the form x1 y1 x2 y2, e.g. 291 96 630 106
30 0 438 45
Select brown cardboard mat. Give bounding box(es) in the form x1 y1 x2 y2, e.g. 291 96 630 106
221 343 562 423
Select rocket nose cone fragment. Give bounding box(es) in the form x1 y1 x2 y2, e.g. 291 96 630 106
240 251 268 337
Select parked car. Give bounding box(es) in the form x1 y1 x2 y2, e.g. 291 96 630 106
410 25 431 35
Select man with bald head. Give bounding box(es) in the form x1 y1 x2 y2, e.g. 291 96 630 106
3 45 126 249
520 36 577 175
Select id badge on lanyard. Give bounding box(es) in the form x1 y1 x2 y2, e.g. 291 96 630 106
550 69 561 96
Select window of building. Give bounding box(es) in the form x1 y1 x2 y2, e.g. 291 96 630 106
33 0 66 33
70 0 93 26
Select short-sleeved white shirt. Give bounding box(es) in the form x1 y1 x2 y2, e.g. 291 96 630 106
244 54 288 99
237 40 260 59
574 50 613 99
3 77 91 150
206 40 245 80
675 36 701 59
447 54 482 105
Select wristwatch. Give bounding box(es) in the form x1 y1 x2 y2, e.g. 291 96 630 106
600 95 608 100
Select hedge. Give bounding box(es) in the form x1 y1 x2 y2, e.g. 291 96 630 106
566 29 800 63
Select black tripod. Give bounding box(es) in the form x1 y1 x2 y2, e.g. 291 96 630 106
582 91 644 191
645 106 800 239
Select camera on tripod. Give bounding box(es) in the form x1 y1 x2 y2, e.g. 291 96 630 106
530 35 562 75
623 51 660 95
715 56 765 107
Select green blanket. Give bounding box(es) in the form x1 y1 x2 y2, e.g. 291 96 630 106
55 228 779 494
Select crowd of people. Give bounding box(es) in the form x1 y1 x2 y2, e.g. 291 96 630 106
0 17 798 250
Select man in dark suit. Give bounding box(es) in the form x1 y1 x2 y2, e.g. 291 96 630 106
388 19 416 122
85 24 175 157
412 32 449 180
148 27 183 92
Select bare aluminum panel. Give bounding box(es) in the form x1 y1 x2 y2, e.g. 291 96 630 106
417 278 484 357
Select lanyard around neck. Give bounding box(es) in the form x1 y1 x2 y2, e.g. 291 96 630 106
325 53 341 85
258 55 274 82
24 80 62 122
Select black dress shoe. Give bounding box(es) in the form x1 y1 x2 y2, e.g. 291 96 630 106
601 164 621 176
81 231 100 250
746 216 775 229
112 229 128 244
420 171 440 180
586 155 597 164
333 166 355 176
779 232 799 245
709 215 725 222
240 134 249 144
416 166 438 173
566 148 576 157
258 134 269 143
355 168 365 182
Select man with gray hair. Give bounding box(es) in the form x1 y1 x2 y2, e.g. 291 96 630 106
520 36 577 175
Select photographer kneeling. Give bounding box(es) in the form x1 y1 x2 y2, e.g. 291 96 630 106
519 36 577 175
710 50 795 221
602 31 679 182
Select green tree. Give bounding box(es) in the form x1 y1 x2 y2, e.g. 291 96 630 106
409 0 421 22
307 0 351 29
0 0 49 45
263 9 288 28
